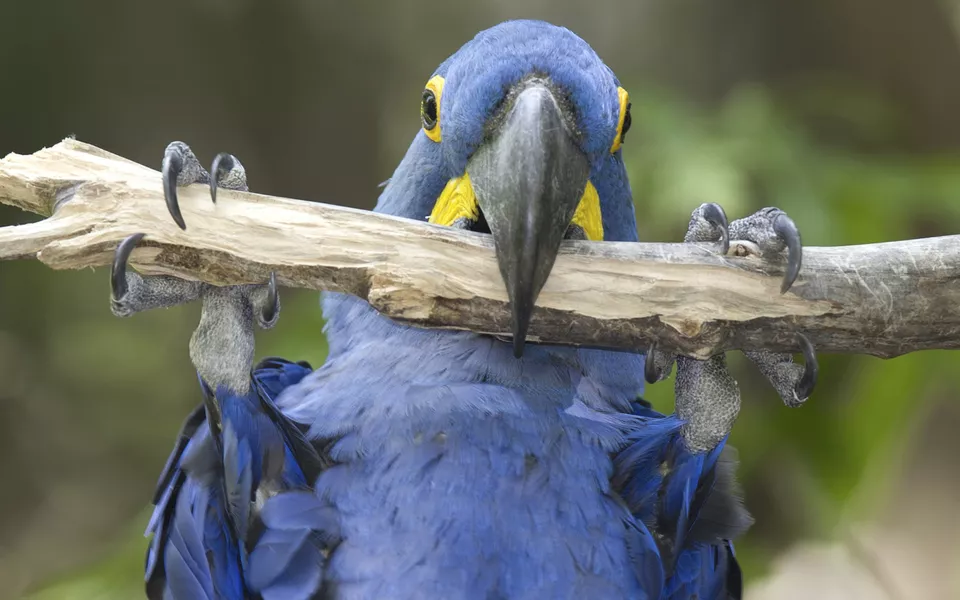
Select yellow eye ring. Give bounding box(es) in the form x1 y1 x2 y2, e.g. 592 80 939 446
422 75 445 143
610 86 631 153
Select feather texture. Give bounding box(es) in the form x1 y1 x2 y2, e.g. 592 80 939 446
613 405 751 599
144 358 329 599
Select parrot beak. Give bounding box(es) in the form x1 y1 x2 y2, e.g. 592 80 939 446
467 80 590 358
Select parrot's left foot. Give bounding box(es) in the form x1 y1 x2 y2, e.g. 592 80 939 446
726 204 817 406
683 203 803 295
645 203 818 451
651 203 818 404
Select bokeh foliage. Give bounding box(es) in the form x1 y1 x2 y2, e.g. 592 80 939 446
18 81 960 597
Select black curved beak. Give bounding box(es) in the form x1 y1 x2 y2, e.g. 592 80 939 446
466 81 589 358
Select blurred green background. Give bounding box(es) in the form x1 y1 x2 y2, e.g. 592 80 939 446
2 1 960 598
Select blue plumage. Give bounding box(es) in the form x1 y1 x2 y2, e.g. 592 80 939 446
145 358 326 600
614 407 749 599
144 19 751 599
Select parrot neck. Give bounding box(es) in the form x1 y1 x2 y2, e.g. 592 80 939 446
319 291 647 413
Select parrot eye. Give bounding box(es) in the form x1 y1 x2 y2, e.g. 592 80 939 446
610 86 631 153
620 103 632 142
422 90 438 130
421 75 445 143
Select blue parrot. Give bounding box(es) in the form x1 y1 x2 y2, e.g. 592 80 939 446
110 19 819 599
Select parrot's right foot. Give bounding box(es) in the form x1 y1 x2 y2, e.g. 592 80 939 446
110 141 277 319
109 141 280 393
161 141 248 230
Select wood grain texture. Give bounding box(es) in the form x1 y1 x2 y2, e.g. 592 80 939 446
2 138 959 359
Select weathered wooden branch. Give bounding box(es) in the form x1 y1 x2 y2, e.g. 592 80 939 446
1 138 958 359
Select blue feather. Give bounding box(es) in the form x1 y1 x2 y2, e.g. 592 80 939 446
222 423 253 542
260 490 340 534
162 483 215 600
614 406 749 599
145 358 328 599
203 490 245 600
247 528 310 590
245 492 336 597
258 539 325 600
258 535 325 600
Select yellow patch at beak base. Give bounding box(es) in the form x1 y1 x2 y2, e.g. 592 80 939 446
428 175 604 241
571 181 603 241
428 174 479 226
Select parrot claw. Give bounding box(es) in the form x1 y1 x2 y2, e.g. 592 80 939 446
209 152 246 205
719 205 818 408
644 345 659 385
773 213 802 294
719 205 818 405
743 333 818 408
684 202 730 253
718 205 818 406
161 142 248 230
111 232 146 303
257 272 281 328
265 272 279 322
162 148 186 230
728 207 803 295
643 343 675 384
162 141 208 230
794 333 818 403
108 231 201 318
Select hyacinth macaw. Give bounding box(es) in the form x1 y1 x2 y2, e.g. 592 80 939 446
109 19 818 600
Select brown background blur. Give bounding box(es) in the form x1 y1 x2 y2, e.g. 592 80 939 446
2 1 960 598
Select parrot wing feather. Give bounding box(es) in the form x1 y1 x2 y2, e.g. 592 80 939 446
612 403 751 599
144 357 336 599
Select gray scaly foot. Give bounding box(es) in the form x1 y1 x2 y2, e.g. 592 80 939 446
727 206 817 407
110 141 279 396
645 203 819 451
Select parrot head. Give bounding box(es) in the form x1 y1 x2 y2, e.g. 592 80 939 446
375 20 637 357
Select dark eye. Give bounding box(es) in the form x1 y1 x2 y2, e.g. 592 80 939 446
620 102 632 143
422 89 439 131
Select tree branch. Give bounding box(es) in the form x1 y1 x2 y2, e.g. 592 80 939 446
2 138 958 359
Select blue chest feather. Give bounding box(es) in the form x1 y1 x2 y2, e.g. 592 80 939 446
277 294 657 598
272 295 744 599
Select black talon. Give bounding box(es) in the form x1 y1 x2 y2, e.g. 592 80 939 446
162 149 187 230
794 333 818 402
262 272 279 324
111 233 146 300
774 213 802 294
644 344 660 385
210 152 237 204
702 202 730 255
